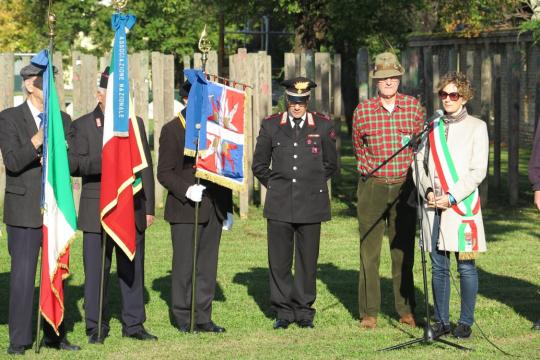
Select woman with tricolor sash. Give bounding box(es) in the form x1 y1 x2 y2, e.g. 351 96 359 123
414 72 489 339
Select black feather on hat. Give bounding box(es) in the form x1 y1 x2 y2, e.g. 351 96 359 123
179 80 191 98
99 66 110 89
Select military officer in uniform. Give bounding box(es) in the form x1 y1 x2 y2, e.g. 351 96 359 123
157 81 232 333
0 63 80 354
68 67 157 343
252 77 338 329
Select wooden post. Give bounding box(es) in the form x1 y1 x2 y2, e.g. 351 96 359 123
182 55 191 81
0 52 14 204
257 51 272 206
129 51 150 140
315 52 331 114
207 50 219 76
507 44 520 206
53 52 65 111
301 50 316 109
72 51 98 119
194 53 202 69
284 53 297 80
151 52 166 208
422 46 434 117
0 53 14 111
356 47 370 103
332 54 343 176
479 43 492 206
232 49 254 218
431 52 440 114
493 52 502 191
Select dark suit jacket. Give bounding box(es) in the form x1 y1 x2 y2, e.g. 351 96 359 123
68 105 154 233
157 113 232 224
0 101 71 228
252 111 338 223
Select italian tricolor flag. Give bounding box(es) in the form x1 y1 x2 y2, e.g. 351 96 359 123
99 12 147 260
39 51 77 334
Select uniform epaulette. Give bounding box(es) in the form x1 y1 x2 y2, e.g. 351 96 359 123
311 111 330 120
264 112 283 121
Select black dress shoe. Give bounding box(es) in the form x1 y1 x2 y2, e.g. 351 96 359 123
452 323 472 339
123 328 158 341
533 319 540 330
296 319 314 328
195 321 226 333
431 321 451 338
43 338 81 351
88 332 106 344
178 324 190 333
273 319 291 330
7 344 26 355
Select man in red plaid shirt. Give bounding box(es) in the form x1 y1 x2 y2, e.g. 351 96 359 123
352 52 424 329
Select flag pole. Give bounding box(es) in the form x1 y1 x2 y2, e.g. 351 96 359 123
189 25 212 333
96 0 129 343
35 5 56 354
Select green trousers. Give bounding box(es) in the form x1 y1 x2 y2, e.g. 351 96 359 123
357 176 416 318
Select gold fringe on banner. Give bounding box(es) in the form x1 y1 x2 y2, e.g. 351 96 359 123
458 252 479 261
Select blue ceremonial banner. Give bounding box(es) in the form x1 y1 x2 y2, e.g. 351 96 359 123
183 69 212 157
111 12 136 136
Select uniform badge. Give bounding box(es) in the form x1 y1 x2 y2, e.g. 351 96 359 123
312 146 320 154
96 118 102 127
401 135 411 146
329 129 336 140
307 139 312 145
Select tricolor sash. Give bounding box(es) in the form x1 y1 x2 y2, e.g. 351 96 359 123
429 118 481 259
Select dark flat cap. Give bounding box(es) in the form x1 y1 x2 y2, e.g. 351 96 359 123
281 77 317 103
20 63 46 80
20 63 58 80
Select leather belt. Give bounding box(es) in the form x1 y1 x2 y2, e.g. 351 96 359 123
370 176 406 185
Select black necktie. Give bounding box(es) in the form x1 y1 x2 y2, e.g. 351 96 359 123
293 118 302 137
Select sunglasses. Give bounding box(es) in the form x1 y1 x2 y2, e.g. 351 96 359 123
438 91 461 101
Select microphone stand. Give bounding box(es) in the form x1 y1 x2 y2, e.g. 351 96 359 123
371 121 471 351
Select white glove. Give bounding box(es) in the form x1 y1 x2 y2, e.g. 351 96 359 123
185 184 206 202
222 212 234 231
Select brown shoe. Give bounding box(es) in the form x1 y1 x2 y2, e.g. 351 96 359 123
399 313 416 327
360 316 377 329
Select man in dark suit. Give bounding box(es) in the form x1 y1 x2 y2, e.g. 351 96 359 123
0 64 80 355
157 82 232 333
252 77 338 329
68 68 156 343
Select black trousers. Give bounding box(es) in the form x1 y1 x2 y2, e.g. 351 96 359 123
7 225 65 347
83 230 146 335
267 220 321 322
170 210 222 326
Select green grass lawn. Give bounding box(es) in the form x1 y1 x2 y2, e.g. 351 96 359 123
0 140 539 359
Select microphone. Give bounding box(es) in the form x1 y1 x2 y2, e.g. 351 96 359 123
425 109 444 127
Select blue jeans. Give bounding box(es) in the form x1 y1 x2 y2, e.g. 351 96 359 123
429 212 478 326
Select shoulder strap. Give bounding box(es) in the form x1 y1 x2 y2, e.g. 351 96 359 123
177 112 186 129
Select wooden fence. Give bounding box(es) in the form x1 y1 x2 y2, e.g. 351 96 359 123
0 49 343 218
356 30 539 205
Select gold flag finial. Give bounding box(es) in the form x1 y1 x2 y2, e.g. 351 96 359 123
112 0 128 11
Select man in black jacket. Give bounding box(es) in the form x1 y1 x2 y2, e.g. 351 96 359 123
252 77 338 329
68 68 156 343
157 83 232 333
0 64 80 355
